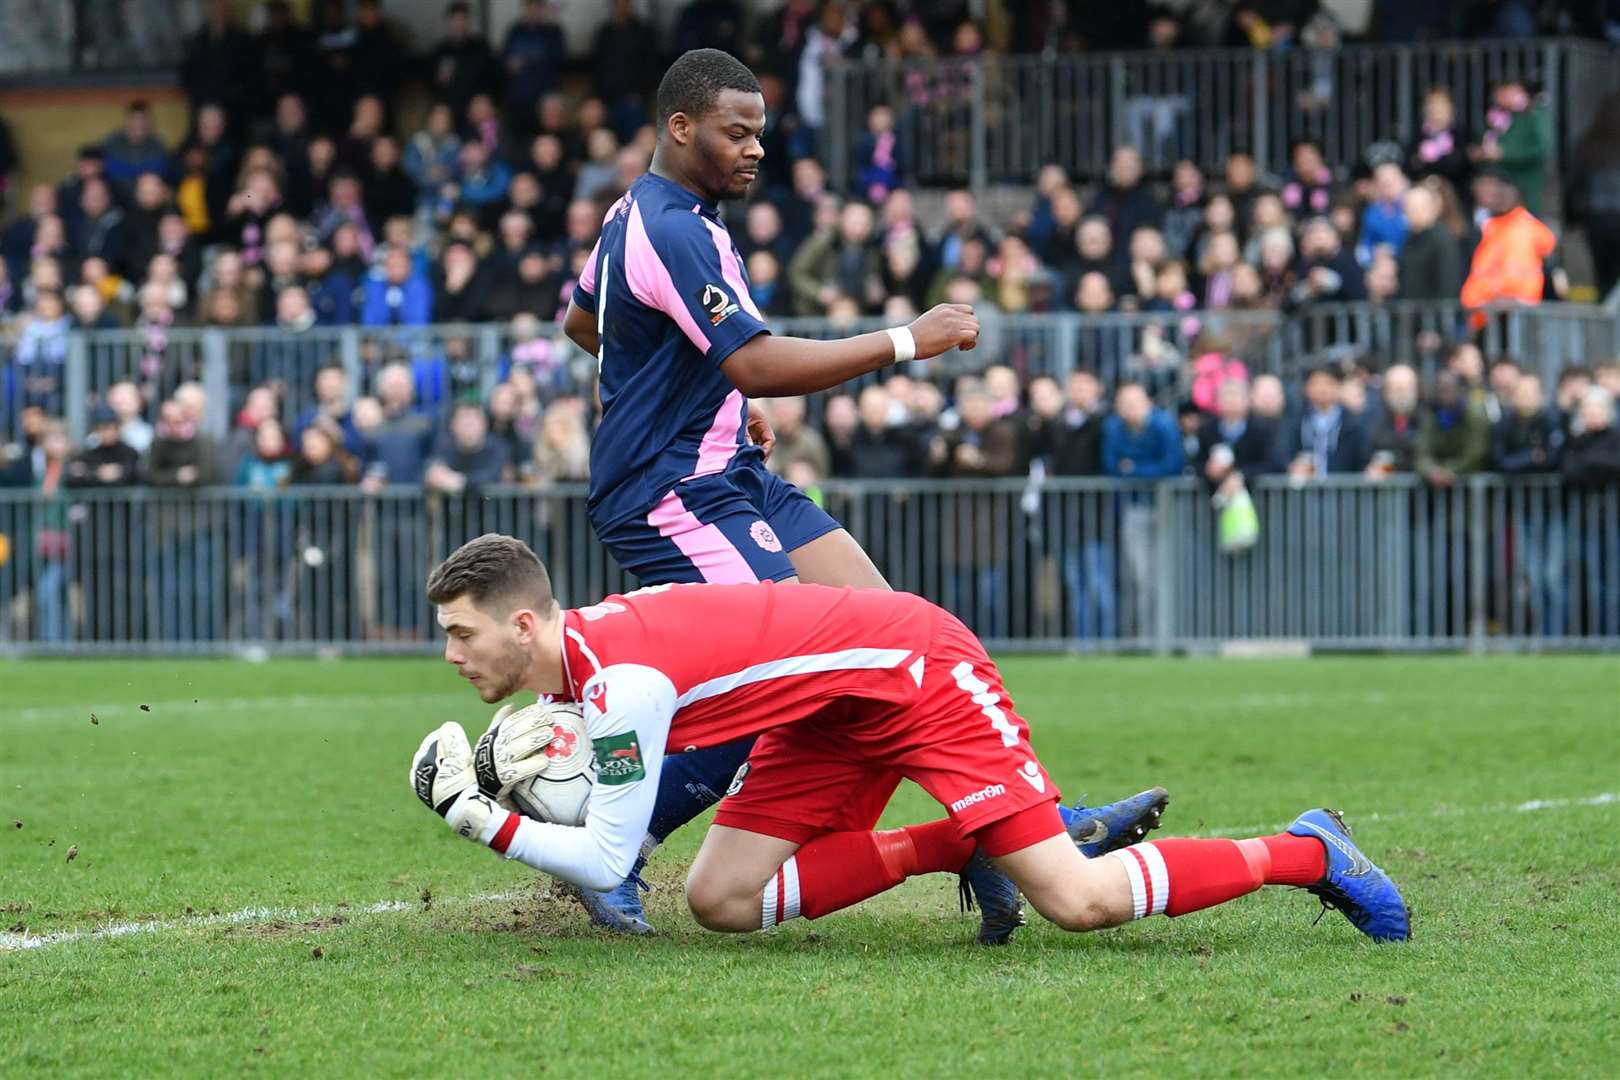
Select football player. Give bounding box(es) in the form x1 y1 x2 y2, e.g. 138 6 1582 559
552 47 974 932
412 536 1410 944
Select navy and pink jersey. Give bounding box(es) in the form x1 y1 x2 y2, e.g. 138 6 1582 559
571 173 770 528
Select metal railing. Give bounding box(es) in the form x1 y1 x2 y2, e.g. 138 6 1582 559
0 0 192 77
5 302 1616 443
1 476 1615 655
2 321 595 443
822 38 1620 188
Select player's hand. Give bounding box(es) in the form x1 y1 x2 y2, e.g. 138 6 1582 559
908 303 980 359
410 721 478 817
746 400 776 461
473 704 558 798
442 787 507 844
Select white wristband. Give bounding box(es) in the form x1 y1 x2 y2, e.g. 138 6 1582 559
885 326 916 364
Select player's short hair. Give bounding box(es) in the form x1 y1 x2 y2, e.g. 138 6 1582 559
655 48 761 130
426 534 555 616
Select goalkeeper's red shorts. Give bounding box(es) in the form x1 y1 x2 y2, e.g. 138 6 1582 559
712 611 1064 856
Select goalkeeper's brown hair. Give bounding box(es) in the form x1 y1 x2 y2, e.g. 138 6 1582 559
426 533 556 615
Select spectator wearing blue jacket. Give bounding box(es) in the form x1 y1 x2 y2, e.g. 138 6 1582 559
100 102 171 197
454 141 511 228
361 247 434 326
1102 382 1182 638
1102 383 1184 479
1357 162 1411 265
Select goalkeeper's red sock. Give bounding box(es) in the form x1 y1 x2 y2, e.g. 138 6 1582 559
762 819 974 928
1106 835 1327 919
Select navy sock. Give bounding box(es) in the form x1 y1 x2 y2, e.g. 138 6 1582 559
644 736 758 842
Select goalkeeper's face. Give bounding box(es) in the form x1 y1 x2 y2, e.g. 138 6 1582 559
438 598 534 704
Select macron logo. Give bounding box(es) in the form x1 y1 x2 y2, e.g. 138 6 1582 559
950 783 1007 813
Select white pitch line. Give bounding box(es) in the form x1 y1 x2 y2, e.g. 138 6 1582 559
5 692 470 723
1198 792 1617 838
0 889 525 954
4 792 1616 954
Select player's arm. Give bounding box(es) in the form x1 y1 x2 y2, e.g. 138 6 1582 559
428 665 675 891
636 214 980 398
564 299 598 357
564 234 604 357
719 303 980 398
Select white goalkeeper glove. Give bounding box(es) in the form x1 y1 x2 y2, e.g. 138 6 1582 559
473 703 561 800
410 721 478 816
410 721 517 846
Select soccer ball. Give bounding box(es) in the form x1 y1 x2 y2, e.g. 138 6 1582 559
502 702 596 826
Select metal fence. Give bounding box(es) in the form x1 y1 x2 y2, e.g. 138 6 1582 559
0 0 193 76
2 321 595 444
1 476 1615 656
7 301 1617 445
822 38 1620 189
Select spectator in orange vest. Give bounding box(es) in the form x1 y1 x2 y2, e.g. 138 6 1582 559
1461 170 1561 321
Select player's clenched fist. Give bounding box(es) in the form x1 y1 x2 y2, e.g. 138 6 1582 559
909 303 980 358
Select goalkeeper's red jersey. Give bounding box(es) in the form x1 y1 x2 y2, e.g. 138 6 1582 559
557 581 941 752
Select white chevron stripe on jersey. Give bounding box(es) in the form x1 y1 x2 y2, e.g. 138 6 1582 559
674 648 914 709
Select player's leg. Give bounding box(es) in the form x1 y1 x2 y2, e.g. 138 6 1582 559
893 610 1408 941
733 461 890 590
983 805 1410 941
687 717 1158 936
686 723 911 931
684 825 804 931
787 528 888 589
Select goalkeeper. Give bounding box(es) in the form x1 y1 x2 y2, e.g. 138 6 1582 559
411 535 1409 945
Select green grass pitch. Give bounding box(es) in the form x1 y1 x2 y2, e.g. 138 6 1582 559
3 656 1617 1076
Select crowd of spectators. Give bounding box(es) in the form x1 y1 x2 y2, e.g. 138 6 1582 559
2 0 1619 508
761 347 1620 494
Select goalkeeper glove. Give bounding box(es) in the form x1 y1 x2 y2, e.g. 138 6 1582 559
410 722 518 847
410 721 479 816
474 703 561 799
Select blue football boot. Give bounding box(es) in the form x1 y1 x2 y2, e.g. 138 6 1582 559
561 855 654 935
959 848 1025 946
1287 808 1411 942
1066 787 1170 857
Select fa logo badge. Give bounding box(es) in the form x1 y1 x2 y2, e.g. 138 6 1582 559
726 761 751 797
698 283 740 326
749 520 783 552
